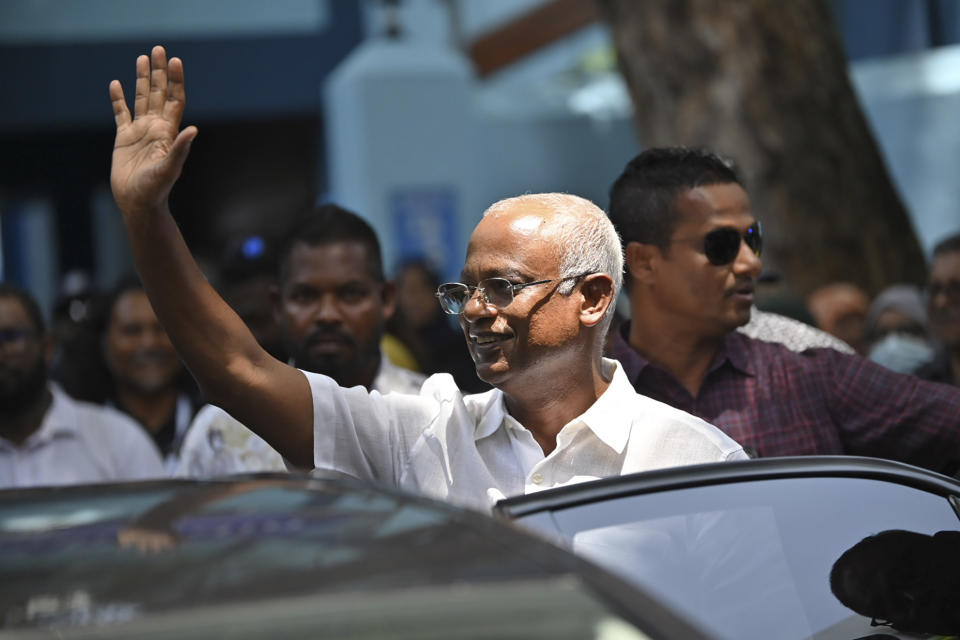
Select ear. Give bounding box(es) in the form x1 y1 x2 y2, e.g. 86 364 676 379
379 280 397 323
579 273 615 328
625 241 661 285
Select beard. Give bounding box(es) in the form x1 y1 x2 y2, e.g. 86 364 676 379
0 356 49 415
290 327 380 386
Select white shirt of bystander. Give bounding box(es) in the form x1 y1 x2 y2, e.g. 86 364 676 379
0 384 165 488
175 358 426 477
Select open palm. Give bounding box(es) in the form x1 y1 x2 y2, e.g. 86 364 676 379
110 46 197 216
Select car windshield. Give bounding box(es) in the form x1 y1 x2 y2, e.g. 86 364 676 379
512 474 960 639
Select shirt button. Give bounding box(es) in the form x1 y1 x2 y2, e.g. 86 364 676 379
531 473 543 485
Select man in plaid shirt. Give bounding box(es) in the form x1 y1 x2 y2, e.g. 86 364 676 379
606 147 960 474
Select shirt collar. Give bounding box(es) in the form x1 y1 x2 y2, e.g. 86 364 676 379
720 332 756 376
31 384 81 443
575 358 632 454
470 358 631 454
610 321 756 380
473 388 509 441
0 385 77 451
294 354 425 395
608 321 650 385
372 355 396 391
372 356 426 395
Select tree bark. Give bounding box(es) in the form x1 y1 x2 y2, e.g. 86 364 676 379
597 0 927 296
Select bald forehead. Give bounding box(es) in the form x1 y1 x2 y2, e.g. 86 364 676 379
466 193 607 275
473 211 566 262
479 197 579 237
464 207 564 280
483 206 549 231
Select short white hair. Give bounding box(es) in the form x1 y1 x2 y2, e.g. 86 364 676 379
483 193 623 334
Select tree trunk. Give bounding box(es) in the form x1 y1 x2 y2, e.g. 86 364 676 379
597 0 927 297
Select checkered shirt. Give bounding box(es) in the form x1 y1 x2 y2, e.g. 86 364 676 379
609 322 960 474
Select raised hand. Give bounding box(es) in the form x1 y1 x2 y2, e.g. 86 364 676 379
109 45 198 216
105 47 315 468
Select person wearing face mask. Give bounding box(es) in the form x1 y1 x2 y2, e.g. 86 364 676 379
863 284 935 375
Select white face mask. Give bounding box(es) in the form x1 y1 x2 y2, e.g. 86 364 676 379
867 333 935 374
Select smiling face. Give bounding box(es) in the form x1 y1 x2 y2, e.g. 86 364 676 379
641 183 762 338
458 203 588 393
104 289 182 396
276 241 393 388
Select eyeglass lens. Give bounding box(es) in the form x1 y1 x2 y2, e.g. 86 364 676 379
703 222 762 266
436 284 466 314
478 278 516 307
436 278 518 314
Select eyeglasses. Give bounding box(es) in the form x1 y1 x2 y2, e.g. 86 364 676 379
435 273 590 315
672 221 762 266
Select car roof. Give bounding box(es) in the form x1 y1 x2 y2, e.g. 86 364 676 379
495 455 960 518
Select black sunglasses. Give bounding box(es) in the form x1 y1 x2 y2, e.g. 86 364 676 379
672 221 762 266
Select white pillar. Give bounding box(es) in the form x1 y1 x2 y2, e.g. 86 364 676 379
324 34 478 281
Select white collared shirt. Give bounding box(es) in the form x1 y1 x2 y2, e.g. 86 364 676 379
0 384 165 488
307 358 747 511
110 393 195 474
175 358 427 477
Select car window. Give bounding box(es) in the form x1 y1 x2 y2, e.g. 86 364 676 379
0 487 181 534
530 477 960 639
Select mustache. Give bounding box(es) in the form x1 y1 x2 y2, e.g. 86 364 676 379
303 327 357 349
727 277 756 294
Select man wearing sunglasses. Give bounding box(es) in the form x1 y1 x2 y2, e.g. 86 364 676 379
607 147 960 474
106 47 747 512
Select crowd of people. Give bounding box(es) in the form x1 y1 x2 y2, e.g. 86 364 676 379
806 251 960 385
2 46 959 508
